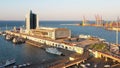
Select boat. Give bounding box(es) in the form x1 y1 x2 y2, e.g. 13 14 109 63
5 35 13 41
0 59 16 67
19 38 25 43
13 62 31 68
12 38 18 44
0 32 2 35
2 32 6 36
0 28 2 35
45 48 64 56
12 37 25 44
4 59 16 67
2 33 6 36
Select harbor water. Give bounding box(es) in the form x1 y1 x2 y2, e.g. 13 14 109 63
0 21 120 44
0 21 120 67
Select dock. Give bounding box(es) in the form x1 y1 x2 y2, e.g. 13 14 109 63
5 31 86 54
26 40 43 48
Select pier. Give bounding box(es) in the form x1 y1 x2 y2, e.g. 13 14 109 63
89 49 120 62
5 30 120 68
26 40 43 47
6 31 84 54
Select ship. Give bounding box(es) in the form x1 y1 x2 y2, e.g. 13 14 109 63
45 48 64 56
0 59 16 68
12 37 18 44
12 37 25 44
0 27 1 35
2 32 6 36
5 35 14 41
4 59 16 67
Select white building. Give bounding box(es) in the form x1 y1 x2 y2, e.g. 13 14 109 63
30 27 71 40
25 10 39 33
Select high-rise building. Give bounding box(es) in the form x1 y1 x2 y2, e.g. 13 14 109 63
25 10 39 31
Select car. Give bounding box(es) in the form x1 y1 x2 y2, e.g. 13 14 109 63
18 65 23 67
104 65 110 68
86 63 90 66
13 66 17 68
23 64 27 66
94 64 97 68
26 63 31 66
80 64 87 68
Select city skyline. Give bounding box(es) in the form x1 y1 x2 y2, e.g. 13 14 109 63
0 0 120 21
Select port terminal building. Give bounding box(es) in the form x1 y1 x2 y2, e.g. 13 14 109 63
29 27 71 40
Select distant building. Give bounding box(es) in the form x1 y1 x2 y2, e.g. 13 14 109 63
25 10 39 32
29 27 71 40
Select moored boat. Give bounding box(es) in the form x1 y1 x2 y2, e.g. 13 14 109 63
0 59 16 67
12 37 25 44
0 32 2 35
5 35 14 41
4 59 16 67
12 38 18 44
45 47 64 56
2 32 6 36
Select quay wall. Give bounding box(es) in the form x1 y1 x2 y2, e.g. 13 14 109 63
6 31 84 54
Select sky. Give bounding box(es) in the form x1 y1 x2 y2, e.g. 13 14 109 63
0 0 120 21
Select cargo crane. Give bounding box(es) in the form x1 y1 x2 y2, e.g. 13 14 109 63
95 14 103 26
82 16 87 26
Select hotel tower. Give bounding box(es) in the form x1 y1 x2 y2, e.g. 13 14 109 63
25 10 39 31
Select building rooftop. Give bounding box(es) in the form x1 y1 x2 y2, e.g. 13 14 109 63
31 27 70 32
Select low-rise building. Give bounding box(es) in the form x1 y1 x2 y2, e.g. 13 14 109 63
29 27 71 40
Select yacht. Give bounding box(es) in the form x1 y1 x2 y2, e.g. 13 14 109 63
0 59 16 67
45 48 63 56
4 59 16 67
